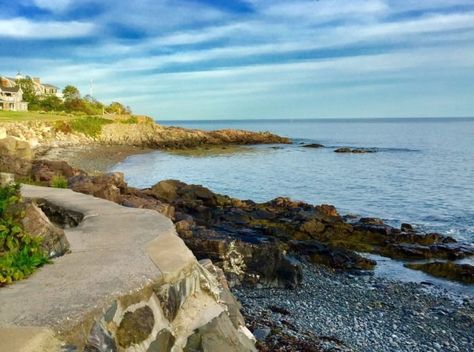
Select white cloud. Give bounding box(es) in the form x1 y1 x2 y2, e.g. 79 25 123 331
0 18 95 39
32 0 74 12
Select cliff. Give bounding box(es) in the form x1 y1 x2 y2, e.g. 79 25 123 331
0 117 290 150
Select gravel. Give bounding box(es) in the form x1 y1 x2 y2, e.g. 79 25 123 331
233 264 474 352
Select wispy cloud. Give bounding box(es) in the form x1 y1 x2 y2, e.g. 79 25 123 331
1 0 473 118
0 17 95 39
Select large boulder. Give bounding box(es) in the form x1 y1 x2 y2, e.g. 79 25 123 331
0 137 34 160
31 159 82 183
21 201 70 258
69 172 127 204
0 137 34 176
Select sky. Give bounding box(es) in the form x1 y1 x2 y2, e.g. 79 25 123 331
1 0 473 120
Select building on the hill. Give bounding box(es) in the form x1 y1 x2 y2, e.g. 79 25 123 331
0 86 28 111
0 73 62 100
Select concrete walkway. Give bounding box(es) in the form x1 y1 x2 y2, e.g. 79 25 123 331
0 185 196 350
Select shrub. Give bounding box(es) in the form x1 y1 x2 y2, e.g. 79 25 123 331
0 184 49 285
51 175 68 188
70 116 113 138
119 116 138 124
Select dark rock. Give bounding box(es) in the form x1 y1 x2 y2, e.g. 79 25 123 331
85 321 116 352
290 240 376 270
401 223 414 232
335 147 376 153
253 327 271 341
31 159 82 183
148 329 175 352
405 261 474 284
303 143 324 148
183 312 256 351
69 172 126 203
116 306 155 348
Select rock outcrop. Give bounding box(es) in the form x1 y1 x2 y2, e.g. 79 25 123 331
1 119 290 150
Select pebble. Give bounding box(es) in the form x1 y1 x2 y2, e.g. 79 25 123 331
233 263 474 352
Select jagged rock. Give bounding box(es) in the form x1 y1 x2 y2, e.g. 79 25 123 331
405 261 474 284
0 136 33 160
122 188 175 218
21 201 70 258
184 312 256 352
150 180 218 207
31 159 81 183
68 172 126 203
290 240 376 270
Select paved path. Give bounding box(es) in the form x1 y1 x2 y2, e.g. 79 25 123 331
0 185 196 350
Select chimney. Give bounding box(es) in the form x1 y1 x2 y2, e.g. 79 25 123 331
33 77 41 84
1 77 9 88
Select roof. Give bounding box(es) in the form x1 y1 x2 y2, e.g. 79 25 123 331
42 84 58 89
0 86 20 93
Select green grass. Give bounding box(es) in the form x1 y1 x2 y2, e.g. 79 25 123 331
69 116 114 137
0 110 77 122
50 175 68 188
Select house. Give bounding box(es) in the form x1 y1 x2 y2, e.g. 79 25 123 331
0 73 63 111
0 86 28 111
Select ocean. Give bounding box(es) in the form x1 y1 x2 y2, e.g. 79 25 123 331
110 117 474 244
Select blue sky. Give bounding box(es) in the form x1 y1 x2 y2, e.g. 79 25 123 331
1 0 473 120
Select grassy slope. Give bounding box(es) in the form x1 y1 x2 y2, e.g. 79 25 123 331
0 110 78 122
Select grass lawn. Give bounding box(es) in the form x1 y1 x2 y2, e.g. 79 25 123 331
0 110 79 122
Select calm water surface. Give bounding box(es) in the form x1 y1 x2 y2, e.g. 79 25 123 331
111 118 474 243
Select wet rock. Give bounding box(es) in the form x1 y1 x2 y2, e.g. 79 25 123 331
384 243 473 260
290 240 376 271
405 261 474 284
335 147 376 153
401 223 414 232
303 143 324 148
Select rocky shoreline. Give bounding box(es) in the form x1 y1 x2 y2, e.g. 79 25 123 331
234 264 473 352
1 125 473 351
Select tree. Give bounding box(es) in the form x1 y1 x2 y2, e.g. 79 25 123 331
105 101 127 115
62 85 81 101
15 77 37 103
39 95 64 112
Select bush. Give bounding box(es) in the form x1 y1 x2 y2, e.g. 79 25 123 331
70 116 113 138
0 184 48 285
51 175 68 188
119 116 138 124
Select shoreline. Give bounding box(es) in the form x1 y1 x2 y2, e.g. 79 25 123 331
40 144 155 173
234 263 473 352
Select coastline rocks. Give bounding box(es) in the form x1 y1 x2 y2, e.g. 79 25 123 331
335 147 376 153
303 143 324 148
0 137 34 176
68 172 127 203
31 159 82 183
0 136 34 160
405 261 474 284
